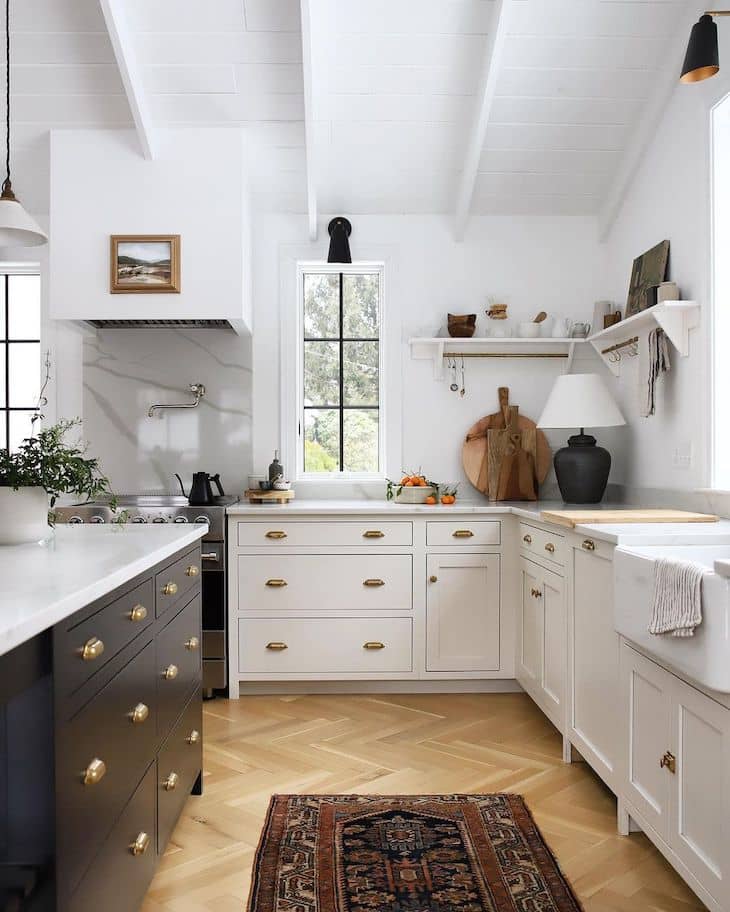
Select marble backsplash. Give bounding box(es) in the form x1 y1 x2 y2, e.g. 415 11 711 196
82 328 252 496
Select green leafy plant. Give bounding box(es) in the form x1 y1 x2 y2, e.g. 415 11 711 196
0 419 114 509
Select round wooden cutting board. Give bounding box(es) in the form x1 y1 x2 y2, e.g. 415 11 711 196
462 387 551 497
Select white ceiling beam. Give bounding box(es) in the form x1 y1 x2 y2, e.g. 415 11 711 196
300 0 318 241
598 1 707 241
98 0 155 160
453 0 510 241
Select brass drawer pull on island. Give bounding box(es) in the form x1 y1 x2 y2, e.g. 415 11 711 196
186 729 201 745
80 636 104 662
660 751 677 774
266 642 288 651
544 542 555 554
162 581 178 597
452 529 474 538
363 530 384 539
129 832 150 857
363 578 385 588
363 641 385 650
429 575 438 583
581 539 596 552
265 530 287 540
522 534 532 544
265 579 288 588
163 664 179 680
185 564 200 577
185 636 200 651
163 772 179 792
129 702 149 724
128 604 147 623
82 758 106 786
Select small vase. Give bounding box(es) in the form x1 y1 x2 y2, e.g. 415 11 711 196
0 486 50 545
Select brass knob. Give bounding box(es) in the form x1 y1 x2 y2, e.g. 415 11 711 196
163 663 179 680
581 539 596 552
162 581 178 596
185 636 200 651
522 534 532 544
186 729 201 744
659 751 676 774
185 565 200 577
129 832 150 857
363 579 385 587
452 529 474 538
545 542 555 553
129 702 149 724
163 772 179 791
429 575 438 583
265 579 288 588
266 642 288 651
80 636 105 662
363 641 385 650
82 758 107 786
265 530 287 539
129 604 147 622
363 530 384 538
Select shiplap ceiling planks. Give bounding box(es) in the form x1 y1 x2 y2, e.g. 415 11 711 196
6 0 693 228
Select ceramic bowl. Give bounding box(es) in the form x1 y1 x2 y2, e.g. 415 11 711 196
447 314 477 338
273 480 291 491
517 322 540 338
395 485 435 504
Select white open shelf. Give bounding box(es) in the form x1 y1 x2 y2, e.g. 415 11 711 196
409 336 585 379
587 300 700 376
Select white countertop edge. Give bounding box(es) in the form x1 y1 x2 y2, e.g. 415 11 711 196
0 524 207 659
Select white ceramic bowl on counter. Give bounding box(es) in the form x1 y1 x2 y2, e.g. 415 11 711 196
394 485 435 504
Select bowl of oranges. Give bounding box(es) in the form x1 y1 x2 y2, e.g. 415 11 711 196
387 472 436 504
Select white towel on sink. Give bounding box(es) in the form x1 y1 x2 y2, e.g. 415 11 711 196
649 558 705 638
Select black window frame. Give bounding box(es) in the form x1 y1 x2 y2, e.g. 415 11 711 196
1 273 42 452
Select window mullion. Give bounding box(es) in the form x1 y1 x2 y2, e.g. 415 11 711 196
338 272 344 472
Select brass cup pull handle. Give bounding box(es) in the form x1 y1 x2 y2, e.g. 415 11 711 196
83 758 107 786
363 641 385 650
531 588 542 598
187 729 201 744
80 636 105 662
163 664 179 680
363 530 385 538
453 529 474 538
162 581 179 596
659 751 676 774
266 642 288 651
185 564 200 577
185 636 200 651
163 772 179 791
544 542 556 554
129 702 149 724
522 534 532 544
129 832 150 857
129 604 147 623
363 578 385 587
265 579 288 588
581 539 596 552
265 530 287 539
429 575 438 583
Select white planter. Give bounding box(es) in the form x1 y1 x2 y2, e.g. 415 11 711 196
0 486 50 545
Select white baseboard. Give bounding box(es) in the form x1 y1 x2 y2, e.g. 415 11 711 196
234 679 524 696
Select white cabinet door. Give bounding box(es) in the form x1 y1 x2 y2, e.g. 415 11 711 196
621 643 672 840
426 553 500 672
541 568 565 719
570 545 619 789
517 559 542 688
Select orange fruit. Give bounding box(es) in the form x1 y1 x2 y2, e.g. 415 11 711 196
405 480 415 487
400 476 410 485
425 495 436 505
417 478 427 486
441 494 455 505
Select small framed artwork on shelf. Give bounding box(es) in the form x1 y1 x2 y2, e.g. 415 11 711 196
625 239 669 317
110 234 181 293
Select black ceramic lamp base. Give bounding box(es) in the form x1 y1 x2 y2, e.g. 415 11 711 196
554 431 611 504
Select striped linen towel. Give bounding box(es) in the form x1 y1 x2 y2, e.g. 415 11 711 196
649 557 706 638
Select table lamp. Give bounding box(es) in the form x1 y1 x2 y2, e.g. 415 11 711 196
537 373 626 503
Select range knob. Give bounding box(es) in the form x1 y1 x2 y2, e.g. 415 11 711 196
131 516 146 524
194 516 209 525
173 516 188 524
68 516 84 524
152 517 167 524
89 515 105 524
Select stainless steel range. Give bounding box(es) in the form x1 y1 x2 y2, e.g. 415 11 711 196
54 494 237 698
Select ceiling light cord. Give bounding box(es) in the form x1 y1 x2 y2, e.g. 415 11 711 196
3 0 10 196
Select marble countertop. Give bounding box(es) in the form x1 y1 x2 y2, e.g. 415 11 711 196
0 524 207 658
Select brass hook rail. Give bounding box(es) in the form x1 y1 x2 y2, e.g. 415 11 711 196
600 336 639 356
443 352 569 360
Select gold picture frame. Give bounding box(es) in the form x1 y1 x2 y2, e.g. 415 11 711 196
110 234 181 293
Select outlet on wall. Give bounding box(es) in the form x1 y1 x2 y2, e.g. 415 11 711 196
672 441 693 469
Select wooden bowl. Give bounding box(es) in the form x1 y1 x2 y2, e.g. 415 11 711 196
447 313 477 338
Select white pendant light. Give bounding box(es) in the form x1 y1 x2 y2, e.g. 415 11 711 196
0 0 46 247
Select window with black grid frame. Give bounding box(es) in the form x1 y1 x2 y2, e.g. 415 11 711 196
0 273 41 452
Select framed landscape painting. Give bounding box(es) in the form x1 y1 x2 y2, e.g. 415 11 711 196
110 235 180 293
625 239 669 317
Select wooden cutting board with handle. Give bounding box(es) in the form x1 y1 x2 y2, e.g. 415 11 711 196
463 387 550 497
540 509 719 527
487 406 538 501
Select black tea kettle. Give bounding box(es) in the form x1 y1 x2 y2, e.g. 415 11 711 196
179 472 225 506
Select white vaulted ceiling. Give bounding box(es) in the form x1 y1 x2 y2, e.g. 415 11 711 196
6 0 700 234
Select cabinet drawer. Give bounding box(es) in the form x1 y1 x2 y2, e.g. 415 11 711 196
56 639 157 897
519 523 565 566
55 578 154 697
237 554 412 612
157 595 202 739
426 521 501 547
155 546 201 619
236 521 413 547
238 617 413 675
67 763 157 912
157 690 202 854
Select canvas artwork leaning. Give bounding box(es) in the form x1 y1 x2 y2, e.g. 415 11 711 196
110 235 181 293
625 239 670 317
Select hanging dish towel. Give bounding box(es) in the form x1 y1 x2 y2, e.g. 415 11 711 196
649 557 705 637
640 327 671 418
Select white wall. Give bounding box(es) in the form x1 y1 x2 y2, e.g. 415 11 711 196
252 213 619 495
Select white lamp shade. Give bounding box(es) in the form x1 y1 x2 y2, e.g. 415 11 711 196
0 197 47 247
537 373 625 430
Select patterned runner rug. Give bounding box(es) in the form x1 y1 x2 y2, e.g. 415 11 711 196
248 794 583 912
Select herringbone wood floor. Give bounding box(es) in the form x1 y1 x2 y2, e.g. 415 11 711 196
142 693 707 911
